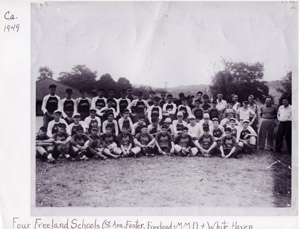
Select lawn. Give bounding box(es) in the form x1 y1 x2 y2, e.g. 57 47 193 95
35 117 291 207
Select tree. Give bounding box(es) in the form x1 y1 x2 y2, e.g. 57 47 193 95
58 65 97 91
37 66 53 80
117 77 132 90
276 71 292 104
209 60 269 102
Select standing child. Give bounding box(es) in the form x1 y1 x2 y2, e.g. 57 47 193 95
177 97 192 121
155 124 175 155
41 84 61 127
162 94 177 120
61 88 76 124
36 126 55 163
76 89 91 121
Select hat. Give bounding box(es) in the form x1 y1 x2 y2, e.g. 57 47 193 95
53 110 62 114
164 118 172 123
242 119 250 124
72 112 81 118
188 115 196 120
177 111 184 117
212 118 219 122
226 109 234 114
203 113 210 119
229 118 236 121
90 107 97 111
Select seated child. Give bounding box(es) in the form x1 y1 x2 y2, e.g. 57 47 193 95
70 126 90 160
118 125 141 157
134 125 156 156
87 126 107 160
236 120 257 152
36 126 55 163
220 127 241 159
155 124 175 155
101 125 121 159
51 123 72 159
174 126 197 156
194 124 217 157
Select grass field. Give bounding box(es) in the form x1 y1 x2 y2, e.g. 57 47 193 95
35 117 291 207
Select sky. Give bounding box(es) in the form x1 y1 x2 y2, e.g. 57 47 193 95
32 1 298 88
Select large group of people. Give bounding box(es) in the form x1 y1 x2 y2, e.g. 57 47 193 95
36 84 292 164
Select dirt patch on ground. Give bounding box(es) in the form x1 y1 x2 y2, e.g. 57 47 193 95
36 151 291 208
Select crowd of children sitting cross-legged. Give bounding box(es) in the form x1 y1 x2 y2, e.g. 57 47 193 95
36 107 257 164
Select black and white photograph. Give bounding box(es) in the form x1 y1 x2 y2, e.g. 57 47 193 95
33 1 297 210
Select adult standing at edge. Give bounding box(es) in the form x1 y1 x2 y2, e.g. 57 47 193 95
258 96 277 151
276 97 292 154
41 84 61 127
216 94 227 119
248 95 259 133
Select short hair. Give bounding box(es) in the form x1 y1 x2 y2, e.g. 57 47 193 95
141 125 148 129
106 125 113 129
98 88 105 92
225 127 232 132
137 91 143 96
109 88 115 92
123 109 130 113
181 97 187 101
212 99 217 104
151 117 159 123
107 112 114 117
161 91 166 94
127 87 132 90
138 115 145 120
107 98 115 103
122 125 129 129
58 123 67 129
49 84 57 89
149 91 155 94
248 95 254 99
161 124 168 129
197 91 203 96
281 96 289 101
153 96 160 102
179 92 185 98
39 126 47 132
65 88 73 94
167 94 173 98
203 94 209 99
182 126 189 131
79 88 86 93
76 126 84 131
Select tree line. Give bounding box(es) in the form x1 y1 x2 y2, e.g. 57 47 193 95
37 61 291 103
